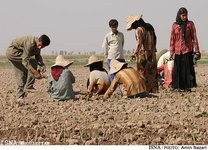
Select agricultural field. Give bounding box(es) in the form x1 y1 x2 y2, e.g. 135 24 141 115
0 53 208 145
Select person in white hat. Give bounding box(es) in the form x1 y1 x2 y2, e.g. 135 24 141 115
126 15 158 93
156 49 169 63
157 51 171 68
103 59 147 100
157 60 174 89
157 51 172 87
47 55 75 100
84 55 110 99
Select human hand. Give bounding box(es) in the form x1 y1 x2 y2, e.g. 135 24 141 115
130 55 136 62
102 95 108 102
195 52 201 60
34 71 42 79
30 68 42 79
85 94 90 100
85 92 92 100
103 97 108 101
40 65 46 73
169 55 174 60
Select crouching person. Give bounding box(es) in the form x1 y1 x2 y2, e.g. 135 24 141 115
48 55 75 100
84 55 110 99
157 60 174 89
6 34 50 101
103 59 147 100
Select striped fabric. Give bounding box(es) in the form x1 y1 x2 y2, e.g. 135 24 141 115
104 67 147 99
134 27 158 93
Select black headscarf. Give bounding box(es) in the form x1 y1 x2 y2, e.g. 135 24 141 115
89 61 107 73
175 7 188 40
131 18 157 45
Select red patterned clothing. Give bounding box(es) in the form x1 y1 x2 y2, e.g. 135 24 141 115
157 60 174 89
170 21 199 57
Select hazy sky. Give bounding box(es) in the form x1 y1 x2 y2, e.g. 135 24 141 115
0 0 208 55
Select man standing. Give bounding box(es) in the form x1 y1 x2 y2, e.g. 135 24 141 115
102 19 125 96
102 19 125 82
6 34 50 101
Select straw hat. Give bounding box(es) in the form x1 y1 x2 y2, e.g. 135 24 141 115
126 14 143 30
108 59 126 74
156 49 169 62
84 55 103 67
51 55 74 68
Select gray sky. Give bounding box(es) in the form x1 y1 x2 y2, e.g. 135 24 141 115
0 0 208 55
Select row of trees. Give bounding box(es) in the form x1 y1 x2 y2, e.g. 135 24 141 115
51 49 134 55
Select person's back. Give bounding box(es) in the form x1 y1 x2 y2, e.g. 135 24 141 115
104 59 147 99
48 69 75 100
115 67 146 96
48 55 75 100
157 60 174 89
138 27 157 53
157 51 171 67
156 49 168 62
84 55 110 98
126 15 158 93
89 70 110 94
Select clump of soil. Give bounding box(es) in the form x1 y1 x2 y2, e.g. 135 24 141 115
0 65 208 145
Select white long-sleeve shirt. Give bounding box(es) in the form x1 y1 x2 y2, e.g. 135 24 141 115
102 31 124 59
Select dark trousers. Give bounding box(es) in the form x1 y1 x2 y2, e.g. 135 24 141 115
9 59 38 99
172 51 196 90
127 92 147 98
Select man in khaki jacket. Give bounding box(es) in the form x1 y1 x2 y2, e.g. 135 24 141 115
6 34 50 101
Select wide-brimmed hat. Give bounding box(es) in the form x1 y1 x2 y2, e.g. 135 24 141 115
109 59 127 74
51 55 74 68
126 14 143 30
84 55 103 67
156 49 169 62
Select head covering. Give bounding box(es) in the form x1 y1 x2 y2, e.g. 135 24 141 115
51 66 64 81
156 49 169 62
51 55 74 68
126 15 143 30
84 55 103 67
109 59 126 74
176 7 188 41
176 7 188 25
